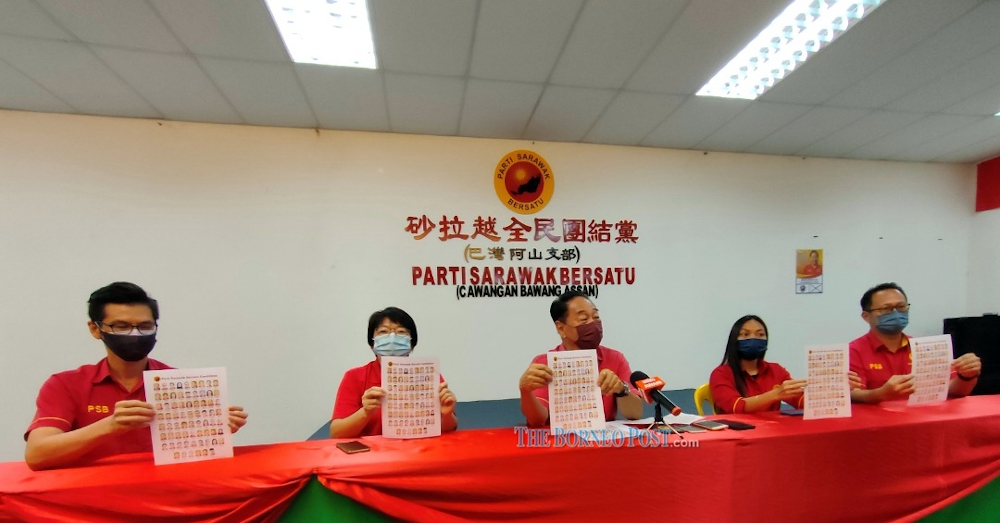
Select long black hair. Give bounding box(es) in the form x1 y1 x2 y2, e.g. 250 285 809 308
721 315 768 397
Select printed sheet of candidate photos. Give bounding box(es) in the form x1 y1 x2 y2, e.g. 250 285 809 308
804 344 851 420
908 335 953 406
144 367 233 465
548 349 605 433
381 357 442 439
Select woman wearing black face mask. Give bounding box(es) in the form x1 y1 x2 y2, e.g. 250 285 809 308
709 315 807 414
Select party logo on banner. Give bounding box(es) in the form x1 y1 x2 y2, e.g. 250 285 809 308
494 150 554 215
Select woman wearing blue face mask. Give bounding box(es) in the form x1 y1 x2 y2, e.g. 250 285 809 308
709 315 807 414
329 307 458 438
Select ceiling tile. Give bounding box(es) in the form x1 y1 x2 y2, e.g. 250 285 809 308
889 117 1000 162
583 91 684 146
384 73 464 135
641 96 749 149
888 50 1000 114
459 79 543 139
0 0 71 39
0 34 157 116
627 0 789 94
943 82 1000 116
933 135 1000 164
93 46 241 124
371 0 476 76
746 107 870 156
296 64 389 132
697 102 811 152
151 0 288 61
0 58 76 113
550 0 686 89
797 110 927 158
851 114 986 160
470 0 582 83
522 85 616 142
36 0 185 52
199 57 316 127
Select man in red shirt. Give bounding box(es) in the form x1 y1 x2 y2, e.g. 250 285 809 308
849 282 981 404
24 282 248 470
518 291 643 427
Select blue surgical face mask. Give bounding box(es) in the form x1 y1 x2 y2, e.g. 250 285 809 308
875 310 909 335
372 333 413 357
737 338 767 360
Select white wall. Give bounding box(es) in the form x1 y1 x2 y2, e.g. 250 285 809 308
0 110 976 462
969 208 1000 314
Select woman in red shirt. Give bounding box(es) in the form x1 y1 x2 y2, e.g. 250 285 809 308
709 315 806 414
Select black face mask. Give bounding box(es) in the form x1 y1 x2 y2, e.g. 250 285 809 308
101 332 157 362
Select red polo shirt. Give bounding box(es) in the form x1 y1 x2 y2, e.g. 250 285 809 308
530 344 634 422
331 359 446 437
25 357 173 464
709 360 802 414
848 331 912 390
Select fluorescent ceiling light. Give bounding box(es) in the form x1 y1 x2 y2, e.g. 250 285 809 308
697 0 885 100
995 110 1000 117
265 0 377 69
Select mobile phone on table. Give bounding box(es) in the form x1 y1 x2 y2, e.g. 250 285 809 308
669 424 706 433
713 419 755 430
691 419 728 431
336 440 371 454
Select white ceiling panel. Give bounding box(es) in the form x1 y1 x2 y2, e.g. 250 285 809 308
459 79 543 139
641 96 749 149
384 73 464 135
850 114 985 160
0 0 70 39
697 102 812 152
0 58 75 113
371 0 476 76
943 83 1000 116
888 50 1000 114
550 0 686 89
889 117 1000 162
797 111 928 158
199 57 316 127
36 0 185 52
746 107 871 156
93 47 241 124
0 34 157 116
522 85 616 142
763 0 982 106
151 0 288 61
470 0 582 83
296 64 389 132
627 0 789 95
935 135 1000 164
583 91 685 146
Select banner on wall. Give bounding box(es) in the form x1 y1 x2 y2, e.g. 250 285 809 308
796 249 823 294
406 150 638 300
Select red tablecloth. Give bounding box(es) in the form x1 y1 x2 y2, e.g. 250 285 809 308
3 396 1000 522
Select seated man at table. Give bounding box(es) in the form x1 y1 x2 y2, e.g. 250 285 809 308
24 282 249 470
518 290 643 427
849 282 981 404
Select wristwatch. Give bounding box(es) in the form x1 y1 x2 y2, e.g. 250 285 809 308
614 383 631 397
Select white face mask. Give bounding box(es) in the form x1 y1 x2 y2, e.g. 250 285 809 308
372 333 413 357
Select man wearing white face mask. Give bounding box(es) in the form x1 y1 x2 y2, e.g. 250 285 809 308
329 307 457 438
849 282 981 404
519 291 643 427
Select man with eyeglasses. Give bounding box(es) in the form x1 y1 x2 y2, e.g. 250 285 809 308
23 282 248 470
849 282 981 404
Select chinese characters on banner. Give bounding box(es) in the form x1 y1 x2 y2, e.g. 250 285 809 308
804 345 851 420
796 248 823 294
144 367 233 466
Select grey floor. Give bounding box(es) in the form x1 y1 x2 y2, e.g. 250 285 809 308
310 388 698 440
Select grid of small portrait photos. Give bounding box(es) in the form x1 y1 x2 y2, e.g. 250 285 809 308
143 367 233 465
381 357 441 439
804 345 851 420
547 349 605 433
908 335 953 406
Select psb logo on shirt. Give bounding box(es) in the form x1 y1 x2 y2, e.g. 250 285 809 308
494 150 554 215
87 404 110 414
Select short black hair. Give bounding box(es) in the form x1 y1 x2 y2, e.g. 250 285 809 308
549 290 592 323
860 282 907 311
88 282 159 323
367 307 418 348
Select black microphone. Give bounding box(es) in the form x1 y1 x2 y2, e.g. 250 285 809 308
630 371 682 416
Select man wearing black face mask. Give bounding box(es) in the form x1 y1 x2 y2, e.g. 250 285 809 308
23 282 248 470
519 290 643 427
